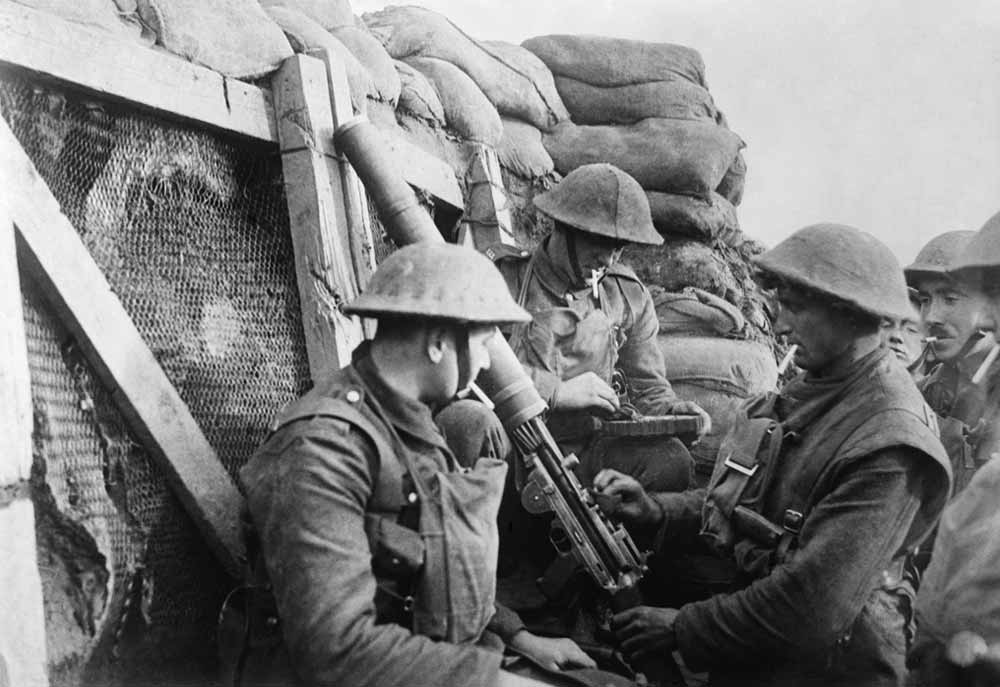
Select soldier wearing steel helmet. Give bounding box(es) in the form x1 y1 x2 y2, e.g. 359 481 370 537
510 163 710 493
910 211 1000 687
905 231 999 497
591 224 951 686
235 243 594 687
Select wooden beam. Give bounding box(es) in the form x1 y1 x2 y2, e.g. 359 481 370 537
272 54 364 378
0 0 276 142
0 117 244 579
0 200 51 687
382 129 465 210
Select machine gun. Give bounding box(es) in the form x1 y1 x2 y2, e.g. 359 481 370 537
336 116 693 685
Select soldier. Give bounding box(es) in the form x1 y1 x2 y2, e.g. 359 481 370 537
880 310 924 367
510 162 710 492
592 224 951 686
236 242 594 687
905 230 998 495
910 212 1000 687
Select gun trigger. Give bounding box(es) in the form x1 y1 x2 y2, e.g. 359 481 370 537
521 481 551 514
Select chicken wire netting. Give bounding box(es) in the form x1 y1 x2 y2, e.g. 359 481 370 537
2 67 312 685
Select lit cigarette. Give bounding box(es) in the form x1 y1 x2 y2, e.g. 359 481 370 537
777 345 798 375
971 343 1000 385
922 336 938 344
467 381 495 410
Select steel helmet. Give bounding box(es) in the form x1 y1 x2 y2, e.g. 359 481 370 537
753 223 913 320
903 231 976 286
344 242 530 325
533 163 663 246
948 211 1000 287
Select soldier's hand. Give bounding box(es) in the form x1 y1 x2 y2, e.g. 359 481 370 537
553 372 620 416
592 469 662 527
667 400 713 437
611 606 680 662
508 631 597 671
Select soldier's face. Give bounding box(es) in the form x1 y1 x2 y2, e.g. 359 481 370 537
427 324 495 402
571 232 626 277
880 317 924 365
773 289 857 374
914 277 990 361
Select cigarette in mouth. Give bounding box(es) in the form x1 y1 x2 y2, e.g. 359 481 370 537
467 381 495 410
922 336 938 344
777 345 798 375
971 343 1000 385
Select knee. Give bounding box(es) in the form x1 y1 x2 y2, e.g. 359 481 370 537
435 399 512 466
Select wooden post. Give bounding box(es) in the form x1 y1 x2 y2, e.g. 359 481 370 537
272 54 364 376
0 197 49 687
0 118 244 579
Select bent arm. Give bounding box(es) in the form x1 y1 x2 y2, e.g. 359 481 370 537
618 285 679 415
675 448 931 671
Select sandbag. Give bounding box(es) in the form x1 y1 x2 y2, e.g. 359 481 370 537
330 25 400 105
496 117 554 179
404 56 502 146
646 190 739 243
15 0 139 38
543 119 743 196
136 0 292 79
659 336 777 481
623 239 743 306
554 75 716 125
394 60 446 125
364 6 568 130
522 34 706 88
264 6 376 111
259 0 354 30
479 40 570 127
652 286 746 338
717 151 746 206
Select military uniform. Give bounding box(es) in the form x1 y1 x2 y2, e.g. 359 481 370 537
509 240 692 488
239 344 523 687
648 348 950 686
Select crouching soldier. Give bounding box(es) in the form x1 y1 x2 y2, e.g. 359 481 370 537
910 212 1000 687
510 163 710 493
593 224 951 686
232 242 594 687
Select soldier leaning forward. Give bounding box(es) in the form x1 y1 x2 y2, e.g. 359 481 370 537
593 224 951 687
230 243 595 687
509 163 710 493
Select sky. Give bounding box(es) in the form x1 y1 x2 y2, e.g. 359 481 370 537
355 0 1000 263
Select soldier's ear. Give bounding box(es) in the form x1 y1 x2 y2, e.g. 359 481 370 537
425 324 450 365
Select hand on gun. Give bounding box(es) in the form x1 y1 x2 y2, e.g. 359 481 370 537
666 400 712 437
611 606 680 662
592 469 663 528
553 372 621 417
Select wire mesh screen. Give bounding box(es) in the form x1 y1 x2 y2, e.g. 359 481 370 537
2 68 312 685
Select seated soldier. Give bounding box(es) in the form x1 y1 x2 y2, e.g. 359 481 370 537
509 162 710 493
237 243 594 687
594 224 951 687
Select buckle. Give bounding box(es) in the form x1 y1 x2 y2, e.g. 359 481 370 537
783 509 804 534
402 596 414 613
723 453 759 477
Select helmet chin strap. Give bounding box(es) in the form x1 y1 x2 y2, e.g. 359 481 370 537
453 328 476 394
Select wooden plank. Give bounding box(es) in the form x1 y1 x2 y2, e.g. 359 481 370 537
0 117 244 579
272 54 364 377
382 130 465 210
0 200 52 687
0 0 276 142
312 49 377 291
458 143 520 252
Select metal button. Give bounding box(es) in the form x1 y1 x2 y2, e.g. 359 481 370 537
346 389 361 403
407 492 418 504
391 557 400 567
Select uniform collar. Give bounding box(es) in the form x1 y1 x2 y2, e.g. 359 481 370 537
352 342 451 449
534 237 600 301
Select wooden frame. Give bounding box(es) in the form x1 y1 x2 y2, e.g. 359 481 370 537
1 117 244 578
0 197 50 687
